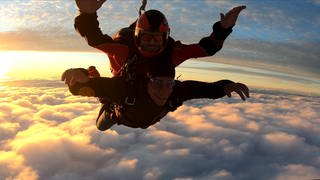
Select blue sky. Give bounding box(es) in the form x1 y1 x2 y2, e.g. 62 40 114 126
0 0 319 96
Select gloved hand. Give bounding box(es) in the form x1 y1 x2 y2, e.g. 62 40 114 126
75 0 107 14
223 82 250 101
88 66 101 78
220 5 246 29
61 68 89 86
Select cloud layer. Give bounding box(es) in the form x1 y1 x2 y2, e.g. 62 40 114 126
0 80 319 180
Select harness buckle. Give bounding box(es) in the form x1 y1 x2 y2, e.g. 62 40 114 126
125 97 136 105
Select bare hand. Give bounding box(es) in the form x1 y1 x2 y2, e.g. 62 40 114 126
61 68 89 86
220 5 246 29
75 0 107 14
223 82 250 101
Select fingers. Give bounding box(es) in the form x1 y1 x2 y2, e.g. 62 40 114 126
240 83 250 98
61 68 73 83
64 69 73 86
220 13 225 20
224 82 250 101
61 70 67 81
238 5 247 11
61 68 89 86
233 83 250 101
226 5 246 18
226 91 232 98
234 88 246 101
220 5 246 29
230 5 246 14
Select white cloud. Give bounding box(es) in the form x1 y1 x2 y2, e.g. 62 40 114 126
0 81 320 179
275 164 320 180
143 167 162 180
310 0 320 5
0 151 39 180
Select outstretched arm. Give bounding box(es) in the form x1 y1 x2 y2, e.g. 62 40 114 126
172 80 250 103
74 0 114 47
199 5 246 54
61 68 126 101
172 5 246 66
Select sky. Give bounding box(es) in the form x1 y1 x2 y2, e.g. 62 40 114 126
0 0 319 95
0 0 320 179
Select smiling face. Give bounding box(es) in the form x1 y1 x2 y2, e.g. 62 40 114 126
136 30 165 57
134 9 170 58
147 76 175 106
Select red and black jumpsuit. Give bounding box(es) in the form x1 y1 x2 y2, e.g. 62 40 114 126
74 12 233 76
73 12 234 129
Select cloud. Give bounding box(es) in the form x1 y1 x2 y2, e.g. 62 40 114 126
0 79 320 180
0 30 89 51
0 0 89 52
215 39 320 78
275 164 320 180
0 0 75 31
0 151 39 180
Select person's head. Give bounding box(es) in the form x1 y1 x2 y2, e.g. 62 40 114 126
134 9 170 58
147 76 174 106
146 64 175 106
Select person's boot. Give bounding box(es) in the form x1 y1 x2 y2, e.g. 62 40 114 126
96 103 116 131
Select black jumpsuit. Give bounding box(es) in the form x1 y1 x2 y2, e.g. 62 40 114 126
69 76 233 129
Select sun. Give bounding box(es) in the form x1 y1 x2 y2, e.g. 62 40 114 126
0 61 12 78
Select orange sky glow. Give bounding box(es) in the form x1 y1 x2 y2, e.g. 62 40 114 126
1 51 319 96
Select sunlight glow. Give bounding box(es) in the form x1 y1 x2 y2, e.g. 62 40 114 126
0 60 12 78
0 51 110 80
0 51 319 96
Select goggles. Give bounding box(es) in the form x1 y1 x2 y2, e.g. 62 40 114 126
149 77 175 89
135 28 165 43
140 33 163 43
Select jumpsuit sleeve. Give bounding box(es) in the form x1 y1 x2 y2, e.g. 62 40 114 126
171 79 234 104
68 77 127 104
74 12 129 75
74 12 114 47
172 21 233 66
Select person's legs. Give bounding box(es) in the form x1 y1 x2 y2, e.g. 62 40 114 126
87 66 117 131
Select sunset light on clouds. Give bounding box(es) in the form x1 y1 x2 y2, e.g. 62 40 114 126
0 0 320 179
0 82 319 179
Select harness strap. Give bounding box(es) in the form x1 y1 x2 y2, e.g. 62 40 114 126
139 0 147 16
124 79 137 106
118 55 138 77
